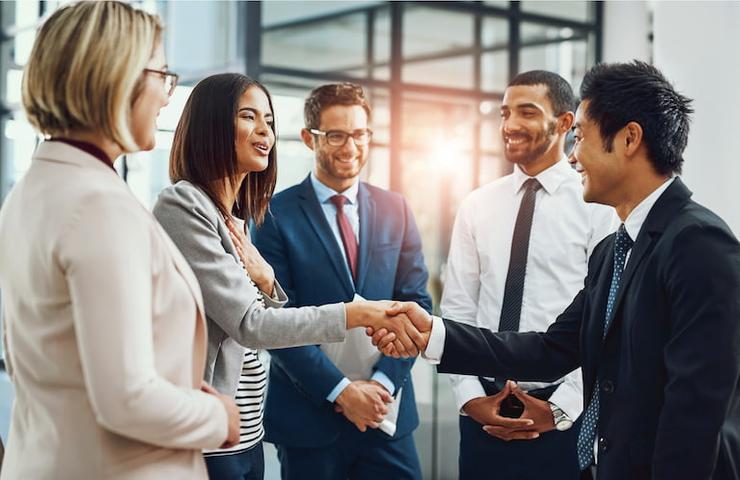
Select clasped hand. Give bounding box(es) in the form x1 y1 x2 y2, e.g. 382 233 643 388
345 301 432 357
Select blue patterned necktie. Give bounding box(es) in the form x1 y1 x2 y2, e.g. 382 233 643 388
576 223 633 470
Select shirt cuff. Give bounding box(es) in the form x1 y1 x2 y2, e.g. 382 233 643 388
370 371 396 396
547 383 583 421
422 315 446 364
327 377 352 403
450 377 488 413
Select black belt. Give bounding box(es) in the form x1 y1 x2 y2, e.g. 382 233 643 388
478 377 559 418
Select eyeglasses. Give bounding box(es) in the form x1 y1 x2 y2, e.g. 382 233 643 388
309 128 373 147
143 68 179 97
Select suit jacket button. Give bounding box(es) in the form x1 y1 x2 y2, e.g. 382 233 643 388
599 437 609 453
602 380 614 393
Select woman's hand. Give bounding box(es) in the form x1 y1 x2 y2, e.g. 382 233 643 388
225 217 275 295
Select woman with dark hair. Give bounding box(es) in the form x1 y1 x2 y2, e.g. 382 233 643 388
153 73 421 480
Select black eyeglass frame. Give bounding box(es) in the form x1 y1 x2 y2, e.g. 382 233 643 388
309 128 374 147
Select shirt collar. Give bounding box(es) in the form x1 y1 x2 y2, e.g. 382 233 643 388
512 157 572 195
623 177 676 241
310 171 360 205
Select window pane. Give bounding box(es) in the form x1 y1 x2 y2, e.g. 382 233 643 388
521 22 585 43
403 5 474 58
483 0 510 8
2 112 40 197
404 55 475 89
520 37 592 93
482 16 509 47
521 0 592 23
372 6 391 81
5 69 23 106
263 12 367 77
167 1 239 74
481 51 508 92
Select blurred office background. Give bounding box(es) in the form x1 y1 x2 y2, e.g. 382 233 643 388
0 1 738 478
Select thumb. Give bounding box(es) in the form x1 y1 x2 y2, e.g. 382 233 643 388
510 383 529 403
385 301 404 316
378 388 393 404
493 381 512 401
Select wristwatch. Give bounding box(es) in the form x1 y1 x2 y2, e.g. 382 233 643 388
549 402 574 431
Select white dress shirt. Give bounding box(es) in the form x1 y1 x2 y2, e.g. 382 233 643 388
439 159 617 420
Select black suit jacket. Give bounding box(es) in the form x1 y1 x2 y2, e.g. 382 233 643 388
438 178 740 480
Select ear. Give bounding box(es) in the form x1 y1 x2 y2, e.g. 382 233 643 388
557 111 575 133
300 128 315 151
623 121 643 157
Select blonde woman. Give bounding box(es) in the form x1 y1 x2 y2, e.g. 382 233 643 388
0 3 239 478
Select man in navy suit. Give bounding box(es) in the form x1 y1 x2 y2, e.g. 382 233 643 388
378 61 740 480
252 83 432 480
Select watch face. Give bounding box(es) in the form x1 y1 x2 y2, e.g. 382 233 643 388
555 418 574 431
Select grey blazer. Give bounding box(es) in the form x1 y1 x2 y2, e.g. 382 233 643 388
153 181 347 397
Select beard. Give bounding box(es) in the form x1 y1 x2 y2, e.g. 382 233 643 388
504 120 558 166
316 147 366 180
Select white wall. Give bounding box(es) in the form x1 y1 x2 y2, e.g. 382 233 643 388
603 1 740 235
602 1 651 63
653 1 740 235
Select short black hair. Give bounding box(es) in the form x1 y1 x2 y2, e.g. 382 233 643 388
580 60 693 175
508 70 576 116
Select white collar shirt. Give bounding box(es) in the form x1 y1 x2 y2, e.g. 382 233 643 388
440 158 618 419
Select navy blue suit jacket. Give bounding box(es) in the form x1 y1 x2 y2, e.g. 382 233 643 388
437 179 740 480
252 175 432 448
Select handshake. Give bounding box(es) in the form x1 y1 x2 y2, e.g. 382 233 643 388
345 301 432 358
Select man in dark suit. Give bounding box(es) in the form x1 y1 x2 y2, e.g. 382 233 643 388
252 83 432 480
378 61 740 480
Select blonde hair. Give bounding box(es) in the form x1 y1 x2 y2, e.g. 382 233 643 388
22 1 163 152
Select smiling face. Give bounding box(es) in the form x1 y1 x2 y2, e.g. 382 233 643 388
235 86 275 174
130 41 169 151
500 84 563 173
304 104 369 192
569 100 627 206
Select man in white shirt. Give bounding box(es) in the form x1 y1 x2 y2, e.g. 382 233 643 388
441 70 614 479
377 61 740 480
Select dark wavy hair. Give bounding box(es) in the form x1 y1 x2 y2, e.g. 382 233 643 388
580 61 693 175
169 73 277 226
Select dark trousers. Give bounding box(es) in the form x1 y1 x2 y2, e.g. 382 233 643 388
459 414 581 480
274 422 421 480
205 442 265 480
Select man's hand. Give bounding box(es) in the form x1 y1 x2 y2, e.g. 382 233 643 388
201 381 240 448
461 381 538 441
345 301 424 356
334 380 393 432
365 301 432 357
481 382 555 441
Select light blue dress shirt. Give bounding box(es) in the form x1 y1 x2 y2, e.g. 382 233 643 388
309 173 396 401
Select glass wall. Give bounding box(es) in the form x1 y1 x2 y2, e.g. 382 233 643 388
0 1 601 477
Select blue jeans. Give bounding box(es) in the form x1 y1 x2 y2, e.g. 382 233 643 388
205 442 265 480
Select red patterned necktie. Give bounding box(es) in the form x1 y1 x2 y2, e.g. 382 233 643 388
329 195 358 281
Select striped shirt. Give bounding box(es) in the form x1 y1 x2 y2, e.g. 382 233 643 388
203 349 267 456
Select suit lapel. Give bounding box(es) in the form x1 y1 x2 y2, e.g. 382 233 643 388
356 183 375 293
601 178 693 341
297 176 355 297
